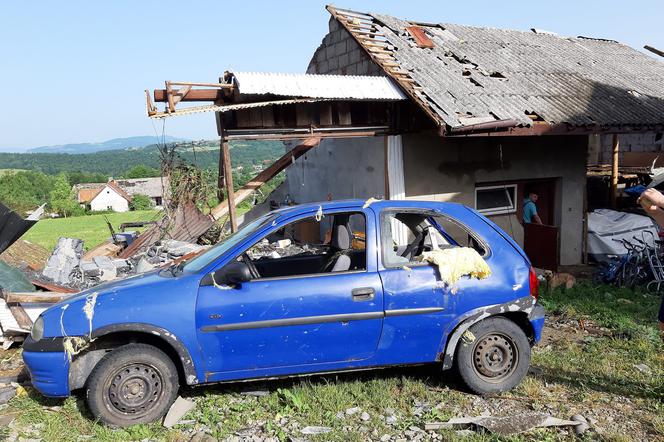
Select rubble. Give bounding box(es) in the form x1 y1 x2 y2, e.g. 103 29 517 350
246 238 325 260
1 236 207 345
424 412 582 436
42 238 84 286
163 396 196 428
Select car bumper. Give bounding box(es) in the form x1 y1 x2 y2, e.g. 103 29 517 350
22 336 71 397
528 303 545 343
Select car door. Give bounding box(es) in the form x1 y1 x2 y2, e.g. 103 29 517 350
195 208 384 380
376 209 460 364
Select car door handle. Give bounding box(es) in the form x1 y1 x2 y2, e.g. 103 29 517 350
352 287 375 301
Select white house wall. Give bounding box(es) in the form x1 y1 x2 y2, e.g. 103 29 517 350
90 186 129 212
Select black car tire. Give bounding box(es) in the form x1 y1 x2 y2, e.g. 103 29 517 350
85 343 179 427
455 316 530 394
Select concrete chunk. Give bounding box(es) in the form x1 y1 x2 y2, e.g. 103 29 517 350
42 237 84 285
163 396 195 428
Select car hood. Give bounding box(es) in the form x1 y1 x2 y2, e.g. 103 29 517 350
41 269 200 338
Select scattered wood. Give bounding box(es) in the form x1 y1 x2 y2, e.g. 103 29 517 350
3 291 74 304
210 137 320 221
7 305 32 330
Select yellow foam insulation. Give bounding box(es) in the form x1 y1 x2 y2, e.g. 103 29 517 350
362 197 381 209
63 337 88 361
419 247 491 286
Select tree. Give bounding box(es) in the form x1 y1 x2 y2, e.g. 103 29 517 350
124 165 160 179
49 173 82 217
129 194 153 211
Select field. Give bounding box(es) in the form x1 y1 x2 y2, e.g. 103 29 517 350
22 210 161 251
0 282 662 441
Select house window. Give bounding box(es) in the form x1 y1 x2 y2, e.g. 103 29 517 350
475 184 517 216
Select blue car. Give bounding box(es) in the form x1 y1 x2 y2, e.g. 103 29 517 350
23 200 544 426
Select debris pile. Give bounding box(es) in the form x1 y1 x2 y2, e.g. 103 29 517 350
247 238 326 260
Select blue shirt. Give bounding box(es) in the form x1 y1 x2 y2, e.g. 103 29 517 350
523 198 537 223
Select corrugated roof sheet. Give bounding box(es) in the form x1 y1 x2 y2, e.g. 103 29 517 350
115 177 169 199
231 72 407 100
330 7 664 129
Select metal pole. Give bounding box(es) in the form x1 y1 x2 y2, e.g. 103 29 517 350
611 134 619 209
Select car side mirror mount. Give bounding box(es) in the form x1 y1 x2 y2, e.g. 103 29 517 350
201 261 252 287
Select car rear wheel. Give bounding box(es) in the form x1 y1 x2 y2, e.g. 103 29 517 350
455 316 530 394
85 343 179 427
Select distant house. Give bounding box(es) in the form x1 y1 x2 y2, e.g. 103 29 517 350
74 177 169 212
115 177 170 208
75 180 132 212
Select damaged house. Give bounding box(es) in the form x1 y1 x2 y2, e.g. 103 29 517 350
148 5 664 270
75 177 169 212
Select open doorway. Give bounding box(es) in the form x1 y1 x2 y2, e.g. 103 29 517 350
521 179 559 270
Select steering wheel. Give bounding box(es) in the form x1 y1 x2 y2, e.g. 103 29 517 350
242 252 261 279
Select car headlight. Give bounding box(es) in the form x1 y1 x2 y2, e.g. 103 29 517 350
31 316 44 341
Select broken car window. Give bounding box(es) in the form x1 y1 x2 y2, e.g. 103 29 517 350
241 212 366 279
382 211 487 268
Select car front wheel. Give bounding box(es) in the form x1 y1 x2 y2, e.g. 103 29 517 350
85 343 179 427
455 316 530 394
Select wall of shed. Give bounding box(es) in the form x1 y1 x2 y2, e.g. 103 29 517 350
307 17 384 76
589 132 664 165
283 137 387 203
401 133 588 265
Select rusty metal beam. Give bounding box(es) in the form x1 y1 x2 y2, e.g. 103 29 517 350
210 137 321 221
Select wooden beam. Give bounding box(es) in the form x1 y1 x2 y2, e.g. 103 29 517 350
3 291 73 304
9 304 33 329
210 137 321 221
221 134 238 231
171 85 192 106
611 134 620 209
644 45 664 58
154 89 222 102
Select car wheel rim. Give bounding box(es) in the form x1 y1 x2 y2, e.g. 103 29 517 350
106 363 164 418
472 333 518 383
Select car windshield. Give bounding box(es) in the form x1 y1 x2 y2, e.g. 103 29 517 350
182 213 278 273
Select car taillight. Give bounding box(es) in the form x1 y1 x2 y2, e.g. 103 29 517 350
529 267 539 301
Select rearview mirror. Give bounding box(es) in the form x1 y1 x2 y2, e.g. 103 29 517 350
201 261 252 288
223 261 252 285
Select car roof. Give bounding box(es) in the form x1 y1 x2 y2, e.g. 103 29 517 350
270 199 466 218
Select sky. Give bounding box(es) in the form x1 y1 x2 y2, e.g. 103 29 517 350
1 0 662 151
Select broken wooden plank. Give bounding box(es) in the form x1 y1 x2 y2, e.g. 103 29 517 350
210 137 320 221
4 292 74 304
8 304 32 330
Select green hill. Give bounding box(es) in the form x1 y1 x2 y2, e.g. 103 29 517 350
0 140 285 176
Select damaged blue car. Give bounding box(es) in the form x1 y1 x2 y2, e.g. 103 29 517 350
23 200 544 426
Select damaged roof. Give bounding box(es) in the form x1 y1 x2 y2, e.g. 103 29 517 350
326 6 664 132
230 71 407 101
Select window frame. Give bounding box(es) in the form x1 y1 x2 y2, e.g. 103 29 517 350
379 208 490 269
235 210 369 282
474 184 518 216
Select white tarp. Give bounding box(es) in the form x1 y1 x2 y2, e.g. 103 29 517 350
587 209 659 259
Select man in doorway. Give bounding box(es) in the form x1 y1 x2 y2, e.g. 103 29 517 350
523 191 543 224
638 188 664 332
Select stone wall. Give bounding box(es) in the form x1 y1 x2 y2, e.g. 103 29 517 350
307 17 384 76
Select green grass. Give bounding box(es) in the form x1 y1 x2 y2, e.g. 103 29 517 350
2 282 663 441
22 210 162 251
